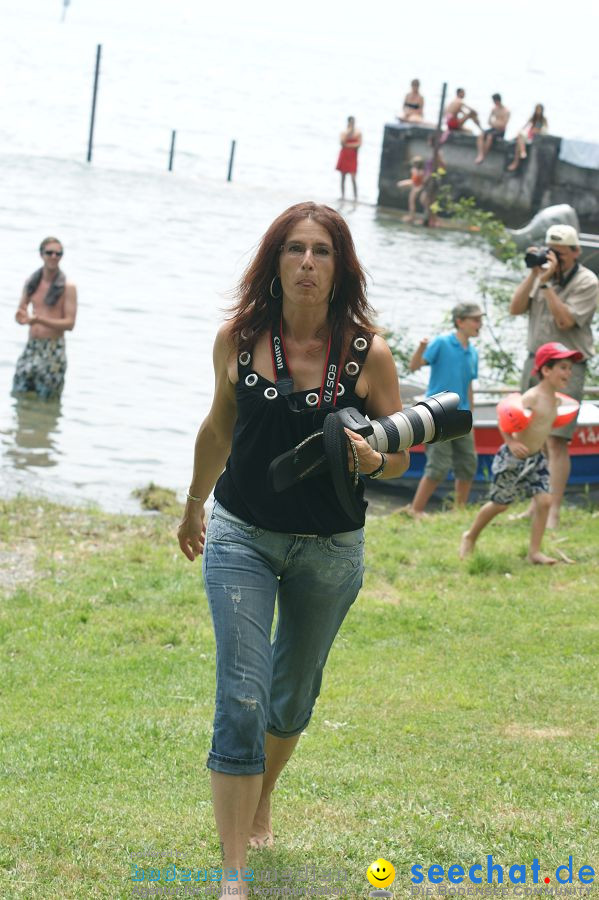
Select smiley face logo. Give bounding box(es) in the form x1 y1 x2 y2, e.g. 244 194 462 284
367 858 395 889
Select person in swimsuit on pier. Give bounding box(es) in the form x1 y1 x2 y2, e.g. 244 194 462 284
399 79 425 123
507 104 548 171
475 93 510 164
397 156 426 222
444 88 481 137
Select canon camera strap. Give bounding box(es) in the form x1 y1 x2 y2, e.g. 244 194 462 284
270 313 343 409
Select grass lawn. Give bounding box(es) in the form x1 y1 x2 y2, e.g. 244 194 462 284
0 496 597 899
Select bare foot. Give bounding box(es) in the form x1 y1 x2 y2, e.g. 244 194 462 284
507 162 519 172
398 505 426 520
220 878 250 899
459 531 475 559
474 155 484 164
248 796 274 850
508 507 532 522
528 551 558 565
402 214 415 223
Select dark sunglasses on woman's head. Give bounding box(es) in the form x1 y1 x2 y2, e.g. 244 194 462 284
43 250 63 257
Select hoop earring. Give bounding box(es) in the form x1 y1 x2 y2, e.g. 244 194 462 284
270 276 282 300
329 284 336 305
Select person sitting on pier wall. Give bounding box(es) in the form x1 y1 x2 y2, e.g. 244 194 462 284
507 104 548 171
475 93 510 164
397 156 425 222
399 79 425 123
509 224 598 528
404 302 482 517
335 116 362 201
443 88 482 137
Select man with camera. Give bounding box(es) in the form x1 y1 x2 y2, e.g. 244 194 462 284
509 224 598 527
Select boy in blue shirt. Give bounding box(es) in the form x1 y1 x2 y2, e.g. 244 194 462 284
407 302 483 516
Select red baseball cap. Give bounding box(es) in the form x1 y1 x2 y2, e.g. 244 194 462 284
532 341 584 375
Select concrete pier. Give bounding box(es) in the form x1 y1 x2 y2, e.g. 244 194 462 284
378 124 599 231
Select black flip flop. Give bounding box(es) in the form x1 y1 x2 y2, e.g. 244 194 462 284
322 413 364 524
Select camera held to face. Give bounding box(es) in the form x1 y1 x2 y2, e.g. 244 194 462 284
524 247 555 269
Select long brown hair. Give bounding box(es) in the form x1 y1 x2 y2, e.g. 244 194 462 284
227 202 376 351
531 104 547 128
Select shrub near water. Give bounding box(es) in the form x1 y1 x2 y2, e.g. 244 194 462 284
0 497 597 898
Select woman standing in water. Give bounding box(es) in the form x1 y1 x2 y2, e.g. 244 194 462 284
335 116 362 200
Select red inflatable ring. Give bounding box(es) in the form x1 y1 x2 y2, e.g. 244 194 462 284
553 392 580 427
497 392 579 433
497 393 531 433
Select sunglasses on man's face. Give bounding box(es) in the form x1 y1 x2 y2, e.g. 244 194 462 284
43 250 63 257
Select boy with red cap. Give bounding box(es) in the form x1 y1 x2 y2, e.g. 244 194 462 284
460 342 582 565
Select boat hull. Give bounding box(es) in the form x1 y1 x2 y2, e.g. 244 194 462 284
398 402 599 487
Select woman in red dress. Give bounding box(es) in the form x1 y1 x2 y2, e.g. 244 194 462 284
336 116 362 200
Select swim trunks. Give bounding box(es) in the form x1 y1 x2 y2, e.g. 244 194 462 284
12 337 67 400
488 444 549 506
447 115 461 130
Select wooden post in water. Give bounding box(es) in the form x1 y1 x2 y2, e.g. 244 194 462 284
168 130 177 171
423 82 448 228
87 44 102 163
436 81 447 135
227 140 236 182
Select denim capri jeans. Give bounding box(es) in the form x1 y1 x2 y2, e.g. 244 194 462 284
202 502 365 775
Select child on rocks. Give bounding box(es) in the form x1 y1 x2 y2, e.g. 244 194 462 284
459 342 583 565
397 156 425 222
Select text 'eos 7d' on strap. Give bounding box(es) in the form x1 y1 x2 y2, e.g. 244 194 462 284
270 314 343 408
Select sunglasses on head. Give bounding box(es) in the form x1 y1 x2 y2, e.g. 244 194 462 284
43 250 63 257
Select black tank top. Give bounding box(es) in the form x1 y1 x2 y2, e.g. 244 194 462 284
214 331 373 535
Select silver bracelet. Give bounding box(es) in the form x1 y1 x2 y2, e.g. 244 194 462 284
186 491 203 502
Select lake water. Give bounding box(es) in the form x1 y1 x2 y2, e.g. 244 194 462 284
1 0 597 511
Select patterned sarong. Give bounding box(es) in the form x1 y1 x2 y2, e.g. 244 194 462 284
12 337 67 400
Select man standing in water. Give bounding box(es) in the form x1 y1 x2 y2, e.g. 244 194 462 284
12 237 77 400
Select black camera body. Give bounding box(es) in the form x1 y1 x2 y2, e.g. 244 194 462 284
524 247 553 268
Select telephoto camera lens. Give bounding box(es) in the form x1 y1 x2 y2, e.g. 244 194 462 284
363 392 472 453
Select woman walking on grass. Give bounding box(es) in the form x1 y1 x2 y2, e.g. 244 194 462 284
177 202 409 898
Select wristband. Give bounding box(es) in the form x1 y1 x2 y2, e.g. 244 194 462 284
186 492 203 502
366 452 387 479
